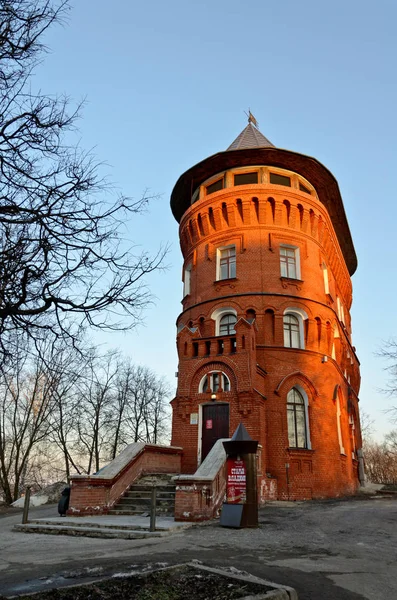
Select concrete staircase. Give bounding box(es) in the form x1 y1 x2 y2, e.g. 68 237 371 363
108 473 176 516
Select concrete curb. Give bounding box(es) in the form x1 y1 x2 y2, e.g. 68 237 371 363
6 562 298 600
186 563 298 600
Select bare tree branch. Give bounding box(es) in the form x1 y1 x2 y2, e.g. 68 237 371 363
0 1 167 362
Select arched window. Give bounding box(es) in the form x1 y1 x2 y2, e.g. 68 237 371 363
199 371 231 393
284 314 301 348
336 393 345 454
219 314 237 335
287 387 310 449
283 308 307 349
211 307 237 336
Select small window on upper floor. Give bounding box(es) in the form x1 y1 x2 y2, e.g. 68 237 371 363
206 178 224 195
217 245 236 280
234 172 258 186
283 308 307 349
270 172 291 187
337 297 345 324
299 182 311 194
183 263 192 297
284 314 301 348
212 307 237 336
219 314 237 336
322 262 330 295
191 188 200 204
280 245 300 279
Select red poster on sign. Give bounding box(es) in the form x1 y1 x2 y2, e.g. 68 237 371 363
226 458 246 504
206 419 213 429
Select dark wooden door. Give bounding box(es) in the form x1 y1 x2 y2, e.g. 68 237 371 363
201 403 229 461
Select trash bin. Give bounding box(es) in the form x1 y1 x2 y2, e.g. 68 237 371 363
58 486 71 516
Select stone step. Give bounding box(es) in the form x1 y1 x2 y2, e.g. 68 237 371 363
13 523 168 540
376 489 397 496
108 507 174 516
130 484 175 493
138 473 176 483
125 485 175 498
26 518 150 531
113 505 174 512
118 497 174 506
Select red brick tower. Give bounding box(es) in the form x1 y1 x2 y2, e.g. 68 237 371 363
170 121 362 500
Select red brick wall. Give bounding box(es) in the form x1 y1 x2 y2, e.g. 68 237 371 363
171 176 362 501
69 445 182 515
174 464 227 521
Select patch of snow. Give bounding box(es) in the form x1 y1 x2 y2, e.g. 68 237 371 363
12 482 67 507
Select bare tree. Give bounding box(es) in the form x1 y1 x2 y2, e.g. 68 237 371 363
364 431 397 485
0 1 166 363
0 337 65 503
72 358 171 471
109 359 135 460
378 340 397 416
47 345 88 480
119 364 170 446
74 351 120 474
142 375 170 444
360 410 375 443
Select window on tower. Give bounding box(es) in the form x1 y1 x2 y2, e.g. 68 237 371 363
217 245 236 280
219 313 237 335
206 177 224 195
234 172 258 186
283 308 307 349
211 307 238 336
280 245 300 279
284 314 301 348
287 387 310 449
299 182 311 194
183 263 192 297
270 172 291 187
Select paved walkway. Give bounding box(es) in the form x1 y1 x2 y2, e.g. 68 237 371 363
1 497 397 600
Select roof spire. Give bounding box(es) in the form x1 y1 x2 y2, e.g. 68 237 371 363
227 115 275 151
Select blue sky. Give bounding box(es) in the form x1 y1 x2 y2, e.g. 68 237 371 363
35 0 397 440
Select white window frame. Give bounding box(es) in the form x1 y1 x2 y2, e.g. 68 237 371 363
216 245 236 281
349 414 356 458
183 263 192 297
199 371 231 393
322 262 330 294
286 385 311 449
211 307 237 336
336 395 345 454
219 313 237 336
283 307 307 349
280 244 300 280
336 296 345 324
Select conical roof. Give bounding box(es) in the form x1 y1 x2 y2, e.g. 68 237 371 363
231 422 252 441
227 123 274 151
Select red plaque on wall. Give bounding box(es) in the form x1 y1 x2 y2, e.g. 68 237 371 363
226 458 246 504
205 419 213 429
